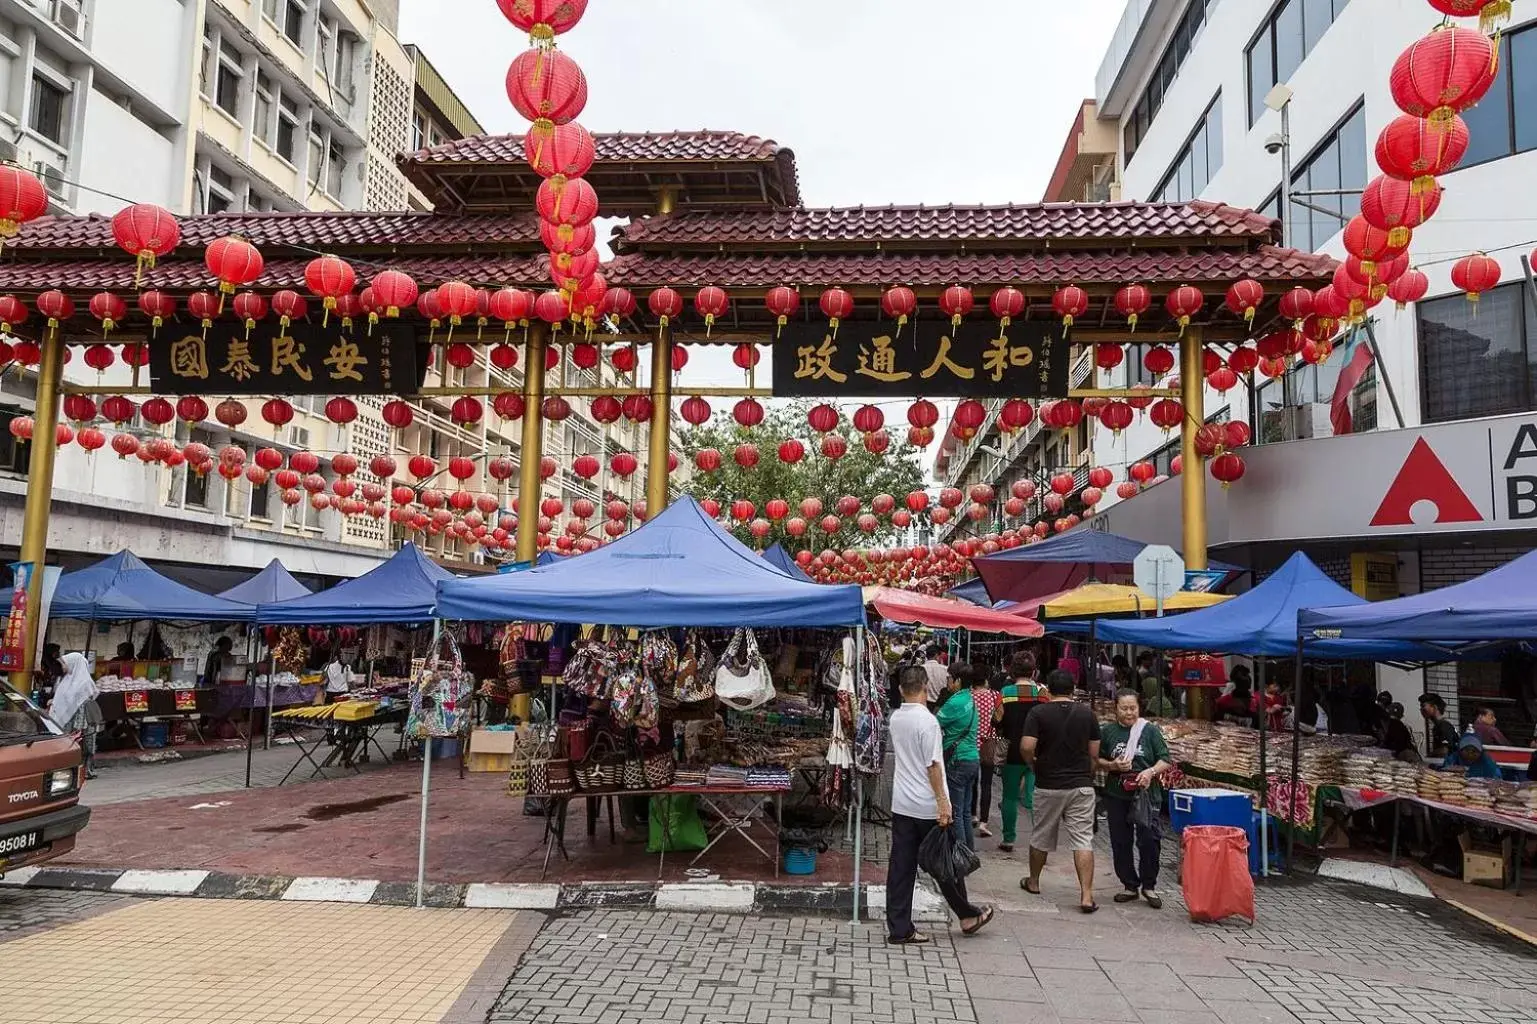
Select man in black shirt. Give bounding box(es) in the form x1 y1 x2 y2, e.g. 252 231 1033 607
1419 693 1459 759
1020 669 1102 913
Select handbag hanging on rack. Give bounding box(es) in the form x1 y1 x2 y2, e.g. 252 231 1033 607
407 630 474 740
714 629 776 711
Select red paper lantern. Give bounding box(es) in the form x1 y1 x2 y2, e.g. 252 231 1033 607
1143 345 1175 377
110 432 140 460
505 46 587 131
369 455 397 480
524 121 594 180
730 499 756 522
764 286 801 338
210 398 244 429
785 517 807 538
487 456 515 481
382 399 415 429
35 290 74 328
370 270 418 318
1276 286 1314 328
1113 283 1151 331
450 395 484 427
1207 366 1239 394
1098 400 1134 435
733 398 764 428
731 344 761 371
1450 253 1502 304
1388 268 1429 310
999 398 1034 433
289 451 319 475
1427 0 1511 32
734 443 760 469
304 255 356 322
1129 461 1156 485
804 403 837 434
1389 26 1498 128
1224 421 1252 450
82 343 116 372
818 288 853 336
0 166 48 245
62 395 96 423
0 294 27 334
939 285 974 328
1210 452 1246 489
205 235 264 295
1149 398 1184 432
621 395 652 423
231 291 267 335
1051 285 1089 334
1224 279 1264 325
1116 482 1139 501
325 397 358 425
536 177 599 228
1165 285 1204 333
1376 114 1469 192
647 287 684 328
610 452 638 477
820 434 848 460
98 395 135 426
111 203 180 281
952 399 986 439
880 286 918 336
989 286 1026 331
907 425 934 447
905 400 938 430
777 439 805 464
851 404 884 436
408 455 437 480
1228 346 1260 375
271 289 308 328
541 395 572 422
584 394 620 424
693 286 729 336
1094 344 1124 371
173 396 206 423
1361 175 1441 249
679 396 711 425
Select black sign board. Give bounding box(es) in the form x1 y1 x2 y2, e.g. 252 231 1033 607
148 321 422 395
771 320 1070 399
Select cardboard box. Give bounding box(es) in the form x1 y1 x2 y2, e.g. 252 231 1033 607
467 728 519 773
1460 833 1515 888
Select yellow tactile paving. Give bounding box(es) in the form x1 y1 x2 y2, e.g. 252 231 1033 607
0 898 518 1024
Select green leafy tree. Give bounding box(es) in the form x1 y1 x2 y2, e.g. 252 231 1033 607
680 401 925 551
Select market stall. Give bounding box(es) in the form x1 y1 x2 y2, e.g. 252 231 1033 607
969 529 1242 605
435 497 874 909
47 550 255 749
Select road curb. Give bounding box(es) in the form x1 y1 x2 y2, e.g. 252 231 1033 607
0 866 945 920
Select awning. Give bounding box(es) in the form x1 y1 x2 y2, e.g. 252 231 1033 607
1036 583 1232 619
864 587 1043 637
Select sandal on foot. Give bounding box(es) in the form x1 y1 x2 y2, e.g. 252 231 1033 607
961 905 996 936
1020 878 1041 895
1113 889 1140 903
888 931 932 945
998 842 1014 853
1079 902 1100 914
1142 890 1163 909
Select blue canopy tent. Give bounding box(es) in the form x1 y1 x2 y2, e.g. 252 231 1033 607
436 496 864 627
51 551 255 622
1298 548 1537 649
255 542 455 624
971 529 1242 605
945 577 992 607
217 560 312 606
761 542 812 582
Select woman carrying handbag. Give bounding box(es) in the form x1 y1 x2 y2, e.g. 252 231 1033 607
1096 688 1172 908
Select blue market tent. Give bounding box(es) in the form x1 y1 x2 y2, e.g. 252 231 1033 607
1298 548 1537 648
1052 552 1450 660
946 577 992 606
436 496 865 627
971 529 1242 604
217 559 312 605
256 542 456 625
51 551 255 622
761 542 812 582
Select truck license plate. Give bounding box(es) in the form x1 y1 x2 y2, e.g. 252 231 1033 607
0 830 41 861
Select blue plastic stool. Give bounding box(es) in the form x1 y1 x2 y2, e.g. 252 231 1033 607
1249 811 1285 875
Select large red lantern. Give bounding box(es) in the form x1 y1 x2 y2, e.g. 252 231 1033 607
734 443 760 469
82 342 116 373
536 177 599 229
1051 285 1088 335
939 285 974 328
496 0 588 41
679 396 711 425
205 235 264 296
0 295 27 334
541 395 572 422
907 399 939 429
370 270 418 318
176 396 208 423
1389 26 1498 129
732 398 765 429
1094 344 1124 371
851 404 884 436
610 451 637 478
1388 268 1430 310
261 398 294 427
1165 285 1204 334
62 395 96 423
271 289 308 328
1224 279 1264 326
1277 286 1314 328
694 448 722 472
1361 175 1440 249
805 403 838 434
621 394 652 423
304 255 356 324
524 121 595 180
879 286 917 336
111 203 179 282
1113 283 1151 331
1098 400 1134 435
436 281 477 330
1228 346 1260 376
1376 114 1469 192
1210 453 1246 489
693 286 729 336
819 287 853 337
381 399 415 429
777 439 805 465
231 291 267 336
1149 398 1184 433
952 399 986 439
0 166 47 248
1450 253 1502 304
450 395 484 427
35 290 73 329
763 286 801 338
999 398 1034 433
989 286 1026 332
647 287 684 330
820 433 848 460
505 46 587 131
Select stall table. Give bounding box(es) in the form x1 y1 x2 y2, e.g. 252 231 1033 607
270 703 406 784
95 688 218 749
540 784 790 881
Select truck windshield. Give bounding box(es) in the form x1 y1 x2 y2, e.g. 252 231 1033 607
0 688 62 743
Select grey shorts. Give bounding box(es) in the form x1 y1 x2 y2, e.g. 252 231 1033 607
1031 786 1096 852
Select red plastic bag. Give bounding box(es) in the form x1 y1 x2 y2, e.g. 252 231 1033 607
1181 825 1255 924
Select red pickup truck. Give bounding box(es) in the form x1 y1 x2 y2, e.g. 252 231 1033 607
0 687 90 873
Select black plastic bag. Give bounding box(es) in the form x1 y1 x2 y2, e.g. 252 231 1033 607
918 824 980 885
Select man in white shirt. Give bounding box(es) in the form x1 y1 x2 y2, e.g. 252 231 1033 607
887 665 994 944
922 644 948 706
324 654 353 703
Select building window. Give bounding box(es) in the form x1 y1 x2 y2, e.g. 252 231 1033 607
1123 0 1214 163
1247 0 1352 125
215 39 243 117
333 32 356 94
1284 101 1366 250
276 94 300 162
28 77 68 145
206 165 236 214
253 71 275 147
261 0 279 22
1460 25 1537 168
1152 93 1223 203
0 416 31 475
248 472 274 520
326 141 345 198
307 128 325 188
317 13 335 75
283 0 307 45
1419 282 1536 423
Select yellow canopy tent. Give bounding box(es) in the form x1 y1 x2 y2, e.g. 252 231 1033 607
1037 583 1232 619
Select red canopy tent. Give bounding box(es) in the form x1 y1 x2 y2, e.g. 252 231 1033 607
865 586 1043 638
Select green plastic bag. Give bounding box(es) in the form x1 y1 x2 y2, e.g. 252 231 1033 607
648 795 708 853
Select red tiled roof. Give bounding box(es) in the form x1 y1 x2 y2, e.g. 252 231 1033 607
602 246 1335 290
0 254 551 293
6 211 542 254
402 130 789 166
615 201 1279 249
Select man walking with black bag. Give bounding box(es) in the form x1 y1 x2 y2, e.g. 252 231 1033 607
886 666 995 944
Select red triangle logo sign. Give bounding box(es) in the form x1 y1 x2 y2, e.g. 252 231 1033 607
1370 437 1484 527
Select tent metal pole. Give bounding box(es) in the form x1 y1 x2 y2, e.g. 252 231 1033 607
1287 637 1303 873
851 625 864 925
1257 655 1268 877
244 627 256 788
264 648 276 751
417 617 443 909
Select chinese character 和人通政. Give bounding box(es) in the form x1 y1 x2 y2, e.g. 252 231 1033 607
920 336 975 381
271 334 313 382
982 335 1034 382
170 336 210 380
794 336 848 384
323 339 369 383
220 339 260 382
856 336 913 383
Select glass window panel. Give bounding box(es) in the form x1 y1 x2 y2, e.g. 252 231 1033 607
1176 152 1194 202
1191 127 1209 195
1275 1 1304 83
1337 105 1367 195
1512 29 1537 152
1248 31 1274 125
1462 37 1511 165
1206 93 1224 177
1420 284 1529 422
1303 0 1332 52
1333 0 1351 17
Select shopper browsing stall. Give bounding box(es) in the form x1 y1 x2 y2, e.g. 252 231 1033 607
937 663 981 853
969 668 1002 840
1443 733 1501 780
1096 689 1171 909
1019 669 1101 913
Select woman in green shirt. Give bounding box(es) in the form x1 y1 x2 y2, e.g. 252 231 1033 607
1096 689 1171 908
937 663 981 853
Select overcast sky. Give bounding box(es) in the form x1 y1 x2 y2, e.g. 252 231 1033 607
400 0 1126 392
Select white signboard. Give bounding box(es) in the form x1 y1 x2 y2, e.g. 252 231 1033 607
1133 544 1184 601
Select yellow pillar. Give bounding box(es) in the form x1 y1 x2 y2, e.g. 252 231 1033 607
645 326 673 518
10 326 64 691
515 323 549 565
1179 327 1207 570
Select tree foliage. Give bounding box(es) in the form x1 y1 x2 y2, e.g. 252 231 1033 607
679 401 925 551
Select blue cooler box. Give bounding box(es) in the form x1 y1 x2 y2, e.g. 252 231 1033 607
1168 788 1251 835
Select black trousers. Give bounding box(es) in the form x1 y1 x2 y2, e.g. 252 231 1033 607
1105 796 1162 891
974 761 995 823
886 813 982 940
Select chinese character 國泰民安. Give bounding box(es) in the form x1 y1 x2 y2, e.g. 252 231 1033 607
794 336 848 384
169 335 210 380
919 336 975 381
981 335 1034 382
856 336 913 383
323 339 369 383
220 339 260 382
271 334 313 382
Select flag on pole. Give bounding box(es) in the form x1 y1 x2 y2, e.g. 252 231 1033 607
1330 327 1374 436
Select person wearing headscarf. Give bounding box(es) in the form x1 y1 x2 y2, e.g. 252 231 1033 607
1138 674 1175 719
1443 733 1501 780
48 652 101 777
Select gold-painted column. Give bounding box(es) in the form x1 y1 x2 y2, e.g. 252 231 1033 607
1179 327 1207 571
515 323 549 565
645 326 673 517
11 326 64 691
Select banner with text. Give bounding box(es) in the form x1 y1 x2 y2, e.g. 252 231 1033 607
149 321 422 395
771 320 1070 399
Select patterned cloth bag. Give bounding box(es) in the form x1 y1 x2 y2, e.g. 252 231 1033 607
408 630 474 739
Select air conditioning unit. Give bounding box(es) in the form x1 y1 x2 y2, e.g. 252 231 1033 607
51 0 85 39
31 159 66 199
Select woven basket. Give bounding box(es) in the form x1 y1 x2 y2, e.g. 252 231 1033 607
506 761 530 797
